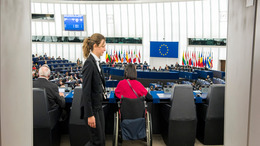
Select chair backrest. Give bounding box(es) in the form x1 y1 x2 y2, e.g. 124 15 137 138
170 84 196 121
206 84 225 119
120 96 145 120
33 88 51 128
69 87 85 125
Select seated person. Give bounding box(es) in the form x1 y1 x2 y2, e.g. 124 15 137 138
69 75 74 82
57 79 65 87
205 75 213 84
158 66 163 71
115 63 152 100
165 66 169 71
165 64 169 70
144 66 151 71
151 67 157 71
175 62 179 68
33 64 65 112
140 65 144 70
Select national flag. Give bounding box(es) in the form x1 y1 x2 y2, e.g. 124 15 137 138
128 50 132 63
182 51 185 65
208 52 211 68
133 50 136 63
138 51 141 63
126 51 129 63
191 52 194 66
118 50 121 62
200 52 203 67
121 50 124 63
115 51 118 63
123 50 126 63
106 52 109 62
108 54 111 62
189 51 192 66
211 52 213 68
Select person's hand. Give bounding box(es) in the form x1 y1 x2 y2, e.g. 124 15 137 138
88 116 96 128
59 92 64 97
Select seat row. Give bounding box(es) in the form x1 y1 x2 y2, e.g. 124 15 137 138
33 84 225 146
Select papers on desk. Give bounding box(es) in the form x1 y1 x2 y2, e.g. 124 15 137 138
193 90 202 94
157 93 171 99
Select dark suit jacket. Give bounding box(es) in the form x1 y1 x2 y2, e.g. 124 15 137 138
81 54 106 119
33 78 65 111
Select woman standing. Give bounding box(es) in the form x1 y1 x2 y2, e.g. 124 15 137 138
81 33 106 146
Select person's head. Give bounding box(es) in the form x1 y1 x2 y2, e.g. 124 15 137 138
38 64 50 79
124 63 137 80
159 66 161 69
32 71 36 77
82 33 106 59
65 72 68 76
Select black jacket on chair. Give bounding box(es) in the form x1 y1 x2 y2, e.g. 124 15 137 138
80 54 106 119
33 78 65 111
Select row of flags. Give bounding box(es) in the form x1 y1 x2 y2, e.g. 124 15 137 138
182 51 213 68
105 49 141 63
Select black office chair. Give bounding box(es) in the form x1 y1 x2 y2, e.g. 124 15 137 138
196 84 225 145
168 85 197 146
33 88 61 146
69 87 90 146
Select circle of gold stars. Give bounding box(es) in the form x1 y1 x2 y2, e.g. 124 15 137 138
159 44 169 56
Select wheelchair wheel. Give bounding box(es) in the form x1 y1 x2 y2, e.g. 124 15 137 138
146 111 152 146
113 111 119 146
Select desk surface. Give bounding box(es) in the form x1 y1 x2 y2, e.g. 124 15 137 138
65 90 207 104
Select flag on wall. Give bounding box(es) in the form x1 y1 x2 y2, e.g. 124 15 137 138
150 41 179 58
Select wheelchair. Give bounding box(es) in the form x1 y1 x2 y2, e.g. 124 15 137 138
113 96 152 146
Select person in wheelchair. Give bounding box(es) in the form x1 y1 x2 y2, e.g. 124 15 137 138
115 63 153 101
113 63 153 146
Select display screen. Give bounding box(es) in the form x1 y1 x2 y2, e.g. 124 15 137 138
64 15 84 31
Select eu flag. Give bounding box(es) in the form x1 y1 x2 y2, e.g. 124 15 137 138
150 41 179 58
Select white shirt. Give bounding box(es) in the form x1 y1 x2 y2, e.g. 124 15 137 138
90 52 101 72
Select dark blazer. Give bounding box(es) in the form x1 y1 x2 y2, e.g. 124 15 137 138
81 54 106 118
33 78 65 111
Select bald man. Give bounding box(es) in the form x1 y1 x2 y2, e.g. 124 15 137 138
33 64 65 111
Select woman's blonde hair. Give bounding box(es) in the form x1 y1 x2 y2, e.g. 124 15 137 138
82 33 105 58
